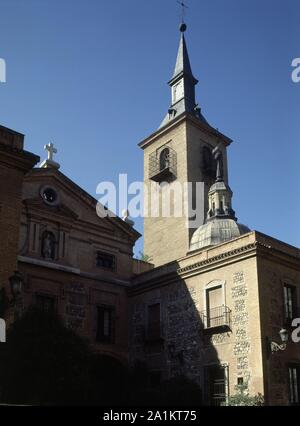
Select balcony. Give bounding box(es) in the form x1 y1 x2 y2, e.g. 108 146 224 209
200 305 231 333
149 147 177 182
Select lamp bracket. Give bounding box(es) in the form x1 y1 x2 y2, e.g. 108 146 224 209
271 341 287 353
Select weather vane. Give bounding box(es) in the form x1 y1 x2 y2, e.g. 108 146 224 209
177 1 188 23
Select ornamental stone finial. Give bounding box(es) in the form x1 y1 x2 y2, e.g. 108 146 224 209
122 209 135 227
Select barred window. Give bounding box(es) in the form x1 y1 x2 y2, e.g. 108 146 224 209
96 252 115 270
284 284 297 323
289 365 300 405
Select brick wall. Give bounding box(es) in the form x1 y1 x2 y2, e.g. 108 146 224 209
0 126 39 305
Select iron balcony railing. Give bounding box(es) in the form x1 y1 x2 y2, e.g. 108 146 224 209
149 148 177 182
201 305 231 330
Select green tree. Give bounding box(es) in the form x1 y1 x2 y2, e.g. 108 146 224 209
138 252 153 263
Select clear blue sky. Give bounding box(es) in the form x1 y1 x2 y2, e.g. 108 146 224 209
0 0 299 255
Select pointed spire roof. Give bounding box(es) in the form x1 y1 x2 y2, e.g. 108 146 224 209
169 29 198 85
159 23 209 129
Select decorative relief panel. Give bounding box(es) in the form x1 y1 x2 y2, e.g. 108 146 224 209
232 285 247 299
231 271 251 381
65 283 87 330
233 272 245 284
237 356 249 370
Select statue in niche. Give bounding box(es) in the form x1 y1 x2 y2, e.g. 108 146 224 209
41 231 56 260
159 147 170 171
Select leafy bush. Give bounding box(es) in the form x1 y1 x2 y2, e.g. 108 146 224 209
222 384 264 406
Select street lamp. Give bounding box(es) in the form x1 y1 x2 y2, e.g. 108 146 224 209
270 328 289 354
9 271 24 300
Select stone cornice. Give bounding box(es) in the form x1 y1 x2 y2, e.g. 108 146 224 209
254 239 300 270
0 142 39 173
177 242 258 275
138 112 232 150
129 242 257 294
18 256 131 287
129 237 300 295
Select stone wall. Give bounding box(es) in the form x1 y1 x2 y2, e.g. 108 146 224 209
129 246 264 400
257 256 300 405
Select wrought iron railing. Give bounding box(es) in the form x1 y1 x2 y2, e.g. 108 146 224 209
149 147 177 182
211 378 226 406
201 305 231 329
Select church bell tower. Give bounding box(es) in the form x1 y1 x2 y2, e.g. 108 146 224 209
139 23 232 266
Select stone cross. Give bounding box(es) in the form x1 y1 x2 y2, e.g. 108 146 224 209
44 142 57 161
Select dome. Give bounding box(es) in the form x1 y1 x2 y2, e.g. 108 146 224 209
189 218 250 252
209 181 232 194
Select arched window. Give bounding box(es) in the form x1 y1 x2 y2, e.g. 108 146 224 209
41 231 56 260
159 148 170 171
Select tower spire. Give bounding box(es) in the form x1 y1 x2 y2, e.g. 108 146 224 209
169 23 197 85
159 22 207 129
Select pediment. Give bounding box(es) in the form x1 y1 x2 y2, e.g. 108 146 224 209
23 168 141 242
24 198 79 222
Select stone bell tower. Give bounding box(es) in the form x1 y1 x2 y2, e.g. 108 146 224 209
139 24 232 267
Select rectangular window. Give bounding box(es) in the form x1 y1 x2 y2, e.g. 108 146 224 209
289 366 300 405
206 285 223 328
284 284 297 324
96 252 116 270
36 294 55 313
96 305 115 343
147 303 161 341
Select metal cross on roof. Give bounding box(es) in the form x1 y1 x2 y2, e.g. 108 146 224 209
177 0 188 22
44 142 57 161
